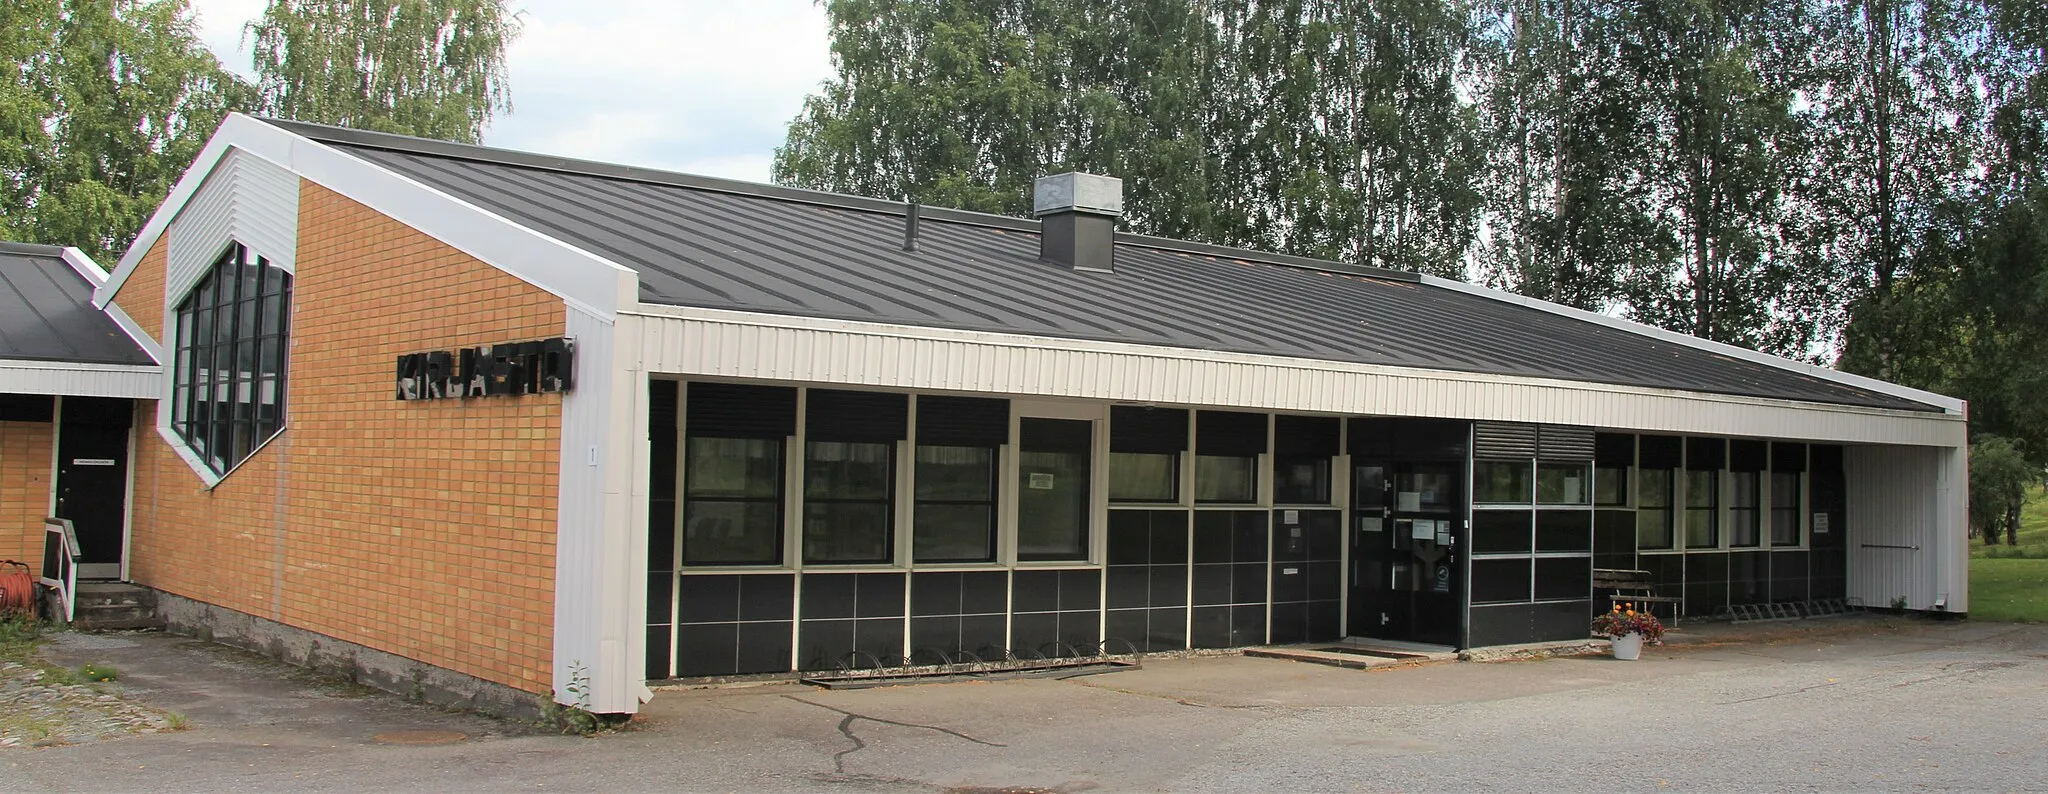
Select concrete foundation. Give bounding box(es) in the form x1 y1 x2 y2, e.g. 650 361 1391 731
151 589 553 722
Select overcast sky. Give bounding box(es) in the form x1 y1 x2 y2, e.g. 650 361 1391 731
185 0 836 184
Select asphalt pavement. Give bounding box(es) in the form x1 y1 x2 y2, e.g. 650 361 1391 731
5 616 2045 792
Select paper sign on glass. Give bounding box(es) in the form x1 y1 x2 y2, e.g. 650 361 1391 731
1397 491 1422 512
1813 512 1830 534
1028 472 1055 490
1411 520 1433 540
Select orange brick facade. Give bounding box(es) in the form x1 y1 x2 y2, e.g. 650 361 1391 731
118 180 565 694
0 421 54 566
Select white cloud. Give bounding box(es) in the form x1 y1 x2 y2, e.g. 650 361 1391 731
182 0 834 183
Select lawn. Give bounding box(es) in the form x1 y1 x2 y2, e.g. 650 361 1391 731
1969 489 2048 622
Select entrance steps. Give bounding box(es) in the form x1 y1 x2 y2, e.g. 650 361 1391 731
67 582 164 631
1246 638 1459 669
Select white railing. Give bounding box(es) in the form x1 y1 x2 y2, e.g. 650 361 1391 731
40 518 80 623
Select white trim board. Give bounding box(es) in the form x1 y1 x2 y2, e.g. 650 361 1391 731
0 360 161 399
1418 275 1964 415
625 303 1967 449
96 113 639 321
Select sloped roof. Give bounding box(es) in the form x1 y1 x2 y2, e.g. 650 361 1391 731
264 119 1937 413
0 243 155 366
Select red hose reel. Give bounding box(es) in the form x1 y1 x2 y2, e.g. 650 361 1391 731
0 560 35 616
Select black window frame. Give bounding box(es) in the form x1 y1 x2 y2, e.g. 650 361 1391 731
801 440 898 564
912 443 999 563
1771 471 1803 547
172 243 292 476
1729 470 1762 547
680 382 796 567
681 436 787 566
1636 467 1676 550
1685 469 1720 548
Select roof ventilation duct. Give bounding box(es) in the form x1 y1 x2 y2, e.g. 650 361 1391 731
1033 172 1121 272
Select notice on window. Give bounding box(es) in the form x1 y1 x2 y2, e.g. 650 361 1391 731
1396 491 1422 512
1282 509 1299 525
1410 520 1434 540
1813 512 1830 534
1028 472 1056 490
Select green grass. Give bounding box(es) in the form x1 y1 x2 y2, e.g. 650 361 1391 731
1970 489 2048 621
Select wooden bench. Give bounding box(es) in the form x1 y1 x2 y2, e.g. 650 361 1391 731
1592 568 1683 626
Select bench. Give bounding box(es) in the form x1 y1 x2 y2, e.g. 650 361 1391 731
1592 568 1683 626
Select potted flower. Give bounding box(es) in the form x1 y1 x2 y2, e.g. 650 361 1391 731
1591 602 1665 660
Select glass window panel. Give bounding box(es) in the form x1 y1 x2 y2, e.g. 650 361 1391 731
1109 451 1177 502
804 441 893 500
1397 467 1457 510
682 500 781 565
1729 471 1760 546
168 249 293 476
1274 456 1331 504
1638 469 1673 508
1594 466 1628 506
1018 448 1089 560
914 446 993 501
1685 470 1718 547
804 502 891 563
1686 470 1718 509
1771 472 1802 546
686 438 783 499
913 504 995 563
1536 463 1589 505
1473 460 1531 504
1194 455 1257 503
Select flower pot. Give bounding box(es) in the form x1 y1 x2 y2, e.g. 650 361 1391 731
1610 632 1644 661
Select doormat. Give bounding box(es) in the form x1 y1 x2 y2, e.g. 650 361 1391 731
1311 646 1429 660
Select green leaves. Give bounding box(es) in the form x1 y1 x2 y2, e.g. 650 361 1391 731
246 0 519 145
0 0 248 262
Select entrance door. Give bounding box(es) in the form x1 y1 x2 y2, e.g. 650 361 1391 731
1348 460 1464 646
54 397 132 580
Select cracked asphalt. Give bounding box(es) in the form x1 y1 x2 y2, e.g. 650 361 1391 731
5 616 2047 792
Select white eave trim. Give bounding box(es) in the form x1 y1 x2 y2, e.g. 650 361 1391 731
0 360 161 399
1417 274 1965 415
624 302 1966 447
96 113 640 320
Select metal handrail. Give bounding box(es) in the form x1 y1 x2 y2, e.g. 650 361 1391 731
40 518 80 623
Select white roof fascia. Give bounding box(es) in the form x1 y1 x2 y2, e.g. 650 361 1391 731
1417 274 1965 416
624 302 1967 447
0 360 161 399
96 113 638 321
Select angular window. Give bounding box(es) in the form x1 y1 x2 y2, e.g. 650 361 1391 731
173 243 291 476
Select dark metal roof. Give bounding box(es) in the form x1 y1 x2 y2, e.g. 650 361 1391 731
266 119 1936 412
0 243 154 366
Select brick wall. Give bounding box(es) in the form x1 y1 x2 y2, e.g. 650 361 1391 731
113 238 167 342
126 180 563 694
0 421 54 565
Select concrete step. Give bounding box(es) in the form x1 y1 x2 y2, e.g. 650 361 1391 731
67 582 164 631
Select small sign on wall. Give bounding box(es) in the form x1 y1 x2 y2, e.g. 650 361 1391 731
1813 512 1831 534
70 458 116 467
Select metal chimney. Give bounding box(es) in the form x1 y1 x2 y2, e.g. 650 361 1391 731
1033 172 1122 272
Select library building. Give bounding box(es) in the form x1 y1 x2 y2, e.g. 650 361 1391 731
0 113 1968 716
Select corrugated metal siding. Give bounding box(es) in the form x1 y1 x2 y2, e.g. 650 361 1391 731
553 306 642 712
0 361 159 398
1845 446 1952 610
631 310 1967 448
167 150 300 310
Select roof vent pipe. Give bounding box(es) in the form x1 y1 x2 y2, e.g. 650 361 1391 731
1033 172 1122 272
903 199 921 253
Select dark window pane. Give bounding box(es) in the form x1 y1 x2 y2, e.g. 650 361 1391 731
1771 472 1802 546
803 502 891 563
805 441 893 500
686 438 782 499
1638 469 1673 508
1594 466 1628 506
683 501 781 565
1109 452 1177 502
1637 508 1674 549
1535 510 1592 552
913 504 994 562
1019 442 1089 560
1472 559 1532 603
1536 463 1589 505
1472 510 1533 554
914 446 993 501
1274 456 1331 504
1474 460 1530 504
1195 455 1256 503
1686 470 1719 548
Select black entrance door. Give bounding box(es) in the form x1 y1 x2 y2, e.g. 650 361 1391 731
55 397 132 577
1348 460 1465 646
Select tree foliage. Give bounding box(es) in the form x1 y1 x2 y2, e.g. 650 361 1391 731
1969 435 2033 544
247 0 519 144
0 0 249 261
